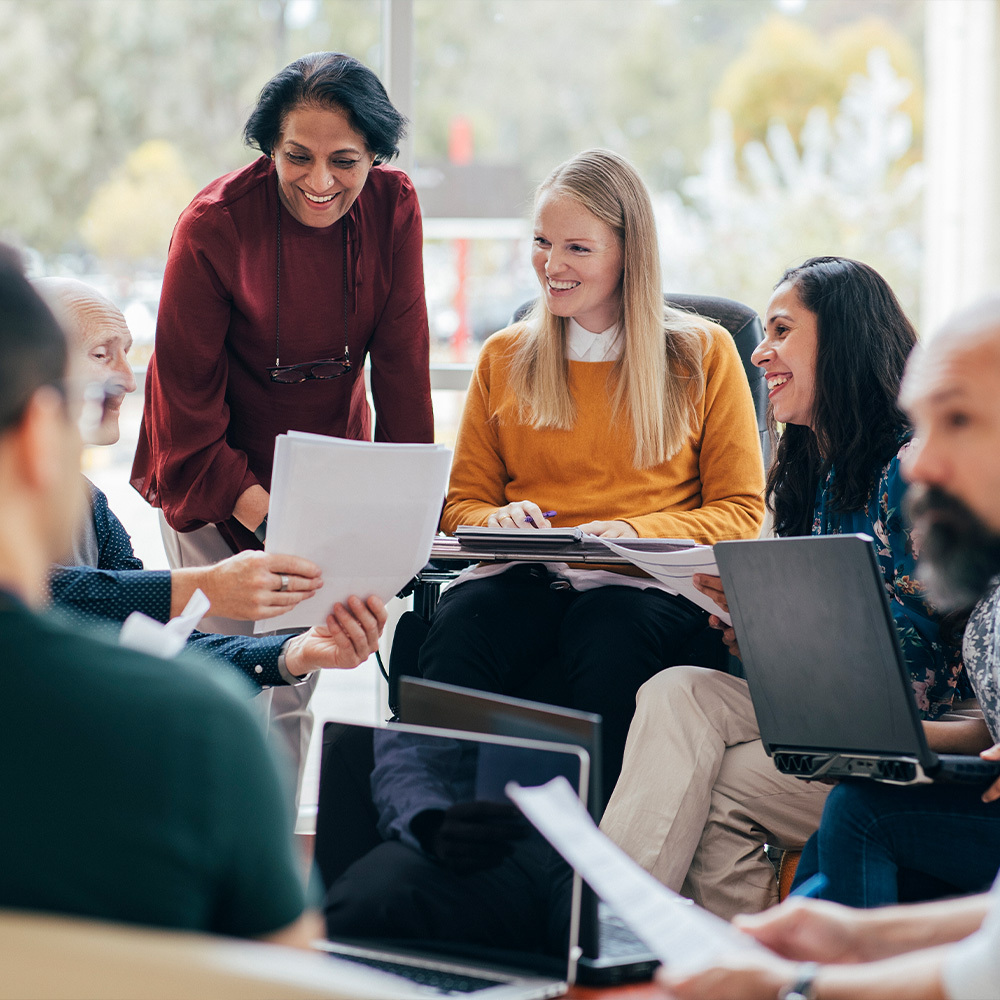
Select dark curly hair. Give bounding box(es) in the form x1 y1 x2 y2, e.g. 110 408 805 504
766 257 916 536
243 52 407 163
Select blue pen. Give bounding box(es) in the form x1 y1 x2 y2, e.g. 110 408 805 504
789 873 828 899
525 510 557 527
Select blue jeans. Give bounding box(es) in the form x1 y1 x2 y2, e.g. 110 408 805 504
791 780 1000 907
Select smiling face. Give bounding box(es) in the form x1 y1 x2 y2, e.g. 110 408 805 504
531 190 624 334
273 103 375 228
752 281 819 429
72 294 136 445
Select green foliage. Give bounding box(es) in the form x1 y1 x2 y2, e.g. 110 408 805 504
0 0 378 258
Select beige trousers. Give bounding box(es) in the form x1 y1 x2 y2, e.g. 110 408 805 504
157 513 318 804
600 665 830 919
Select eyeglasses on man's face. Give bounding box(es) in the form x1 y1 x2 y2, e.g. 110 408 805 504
77 379 128 441
266 352 352 384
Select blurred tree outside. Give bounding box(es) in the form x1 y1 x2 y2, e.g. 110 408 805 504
658 48 923 322
80 141 199 267
0 0 928 328
714 13 923 170
0 0 378 259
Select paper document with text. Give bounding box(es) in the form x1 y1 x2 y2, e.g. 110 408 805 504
596 540 730 623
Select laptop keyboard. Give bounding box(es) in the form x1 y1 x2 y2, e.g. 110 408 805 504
335 952 508 994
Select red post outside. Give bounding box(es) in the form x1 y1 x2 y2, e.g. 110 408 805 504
449 117 473 362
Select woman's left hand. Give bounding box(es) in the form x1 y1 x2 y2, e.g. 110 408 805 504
576 520 638 538
981 743 1000 803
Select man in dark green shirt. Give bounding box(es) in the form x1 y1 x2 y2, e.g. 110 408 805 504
0 244 319 947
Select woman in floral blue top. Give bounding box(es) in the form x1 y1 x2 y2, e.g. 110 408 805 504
601 258 967 920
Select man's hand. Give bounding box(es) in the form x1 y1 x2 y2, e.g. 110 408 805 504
188 550 323 621
657 950 798 1000
577 520 639 538
411 801 530 875
487 501 552 529
981 742 1000 802
693 573 740 660
733 898 869 964
282 595 387 676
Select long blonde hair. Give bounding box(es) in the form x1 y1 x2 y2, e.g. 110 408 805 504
507 149 707 468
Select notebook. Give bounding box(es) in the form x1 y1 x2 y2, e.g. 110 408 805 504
313 720 588 999
397 678 659 986
714 534 1000 786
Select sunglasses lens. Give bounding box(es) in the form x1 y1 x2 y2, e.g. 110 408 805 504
270 369 307 383
310 362 348 378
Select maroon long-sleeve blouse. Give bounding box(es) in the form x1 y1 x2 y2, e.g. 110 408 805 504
131 156 434 553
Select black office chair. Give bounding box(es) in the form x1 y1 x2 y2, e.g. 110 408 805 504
386 293 766 715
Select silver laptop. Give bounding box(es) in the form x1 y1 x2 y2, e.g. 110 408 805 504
715 534 1000 786
397 678 659 986
313 720 587 998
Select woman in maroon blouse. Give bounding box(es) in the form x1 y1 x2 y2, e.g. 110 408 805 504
131 52 433 782
132 51 433 556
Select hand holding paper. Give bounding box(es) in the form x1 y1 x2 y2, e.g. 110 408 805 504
596 540 731 624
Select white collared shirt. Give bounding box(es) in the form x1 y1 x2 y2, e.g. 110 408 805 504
566 318 622 362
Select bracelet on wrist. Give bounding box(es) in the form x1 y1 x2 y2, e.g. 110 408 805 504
253 514 268 544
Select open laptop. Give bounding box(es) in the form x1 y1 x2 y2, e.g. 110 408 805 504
313 720 587 999
397 678 660 986
714 533 1000 786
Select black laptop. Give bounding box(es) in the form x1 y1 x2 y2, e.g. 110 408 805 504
397 678 660 985
313 720 588 999
714 534 1000 786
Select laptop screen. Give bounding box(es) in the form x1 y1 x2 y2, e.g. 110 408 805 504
398 677 604 818
315 720 586 981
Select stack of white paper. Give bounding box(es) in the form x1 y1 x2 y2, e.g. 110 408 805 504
597 539 731 623
255 432 452 633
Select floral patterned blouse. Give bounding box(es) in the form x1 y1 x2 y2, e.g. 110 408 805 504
810 440 966 720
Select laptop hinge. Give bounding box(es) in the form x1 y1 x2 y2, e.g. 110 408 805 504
771 750 932 785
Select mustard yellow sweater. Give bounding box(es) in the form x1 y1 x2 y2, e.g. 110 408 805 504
441 323 765 544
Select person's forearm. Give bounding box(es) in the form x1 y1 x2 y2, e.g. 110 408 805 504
169 566 208 618
852 895 990 960
232 484 270 533
923 717 993 754
814 947 949 1000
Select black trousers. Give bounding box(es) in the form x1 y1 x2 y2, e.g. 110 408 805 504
417 566 720 804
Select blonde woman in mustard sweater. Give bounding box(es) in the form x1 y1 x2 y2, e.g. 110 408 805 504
417 149 765 801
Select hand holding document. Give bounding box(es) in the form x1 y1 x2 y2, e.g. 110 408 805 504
506 777 763 977
256 432 452 633
595 540 731 624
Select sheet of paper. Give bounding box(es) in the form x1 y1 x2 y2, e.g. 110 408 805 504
506 777 764 977
119 588 210 659
256 433 452 633
597 540 731 624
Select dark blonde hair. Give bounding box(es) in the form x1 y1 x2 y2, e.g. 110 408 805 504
508 149 707 468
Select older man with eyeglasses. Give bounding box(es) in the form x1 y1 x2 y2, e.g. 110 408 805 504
35 276 386 694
